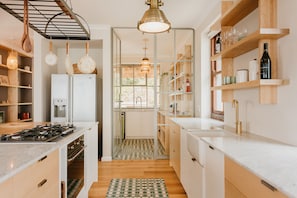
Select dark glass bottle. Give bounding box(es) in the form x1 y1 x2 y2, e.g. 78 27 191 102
260 43 271 79
215 34 221 54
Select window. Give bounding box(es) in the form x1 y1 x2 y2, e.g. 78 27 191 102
120 64 159 108
211 34 224 121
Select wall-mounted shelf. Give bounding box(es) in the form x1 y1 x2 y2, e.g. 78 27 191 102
209 0 290 105
0 43 33 123
221 0 258 26
215 28 289 59
211 79 288 91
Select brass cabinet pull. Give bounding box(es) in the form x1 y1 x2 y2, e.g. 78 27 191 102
261 180 277 192
37 179 47 188
38 155 47 162
209 145 214 150
191 157 196 161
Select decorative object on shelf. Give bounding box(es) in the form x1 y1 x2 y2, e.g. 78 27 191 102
6 50 18 70
21 0 32 53
186 78 191 92
0 75 9 85
236 69 248 83
140 39 151 73
0 55 2 64
24 66 30 71
65 42 73 75
249 59 258 81
137 0 171 33
215 33 221 54
0 111 4 123
77 42 96 74
45 41 58 66
260 43 271 79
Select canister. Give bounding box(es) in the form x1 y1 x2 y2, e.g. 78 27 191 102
249 59 258 81
236 69 248 83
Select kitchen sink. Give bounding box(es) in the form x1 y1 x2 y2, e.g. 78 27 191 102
186 130 234 166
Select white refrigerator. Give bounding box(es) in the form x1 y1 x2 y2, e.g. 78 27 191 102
51 74 99 123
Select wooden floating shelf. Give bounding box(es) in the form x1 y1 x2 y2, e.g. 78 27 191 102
211 79 289 91
217 28 290 59
18 68 32 74
221 0 258 26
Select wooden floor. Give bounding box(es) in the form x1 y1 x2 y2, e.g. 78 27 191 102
88 159 187 198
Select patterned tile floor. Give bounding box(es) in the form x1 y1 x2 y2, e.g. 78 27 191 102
113 139 168 160
106 178 169 198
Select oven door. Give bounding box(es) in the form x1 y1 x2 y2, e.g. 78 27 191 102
67 135 85 198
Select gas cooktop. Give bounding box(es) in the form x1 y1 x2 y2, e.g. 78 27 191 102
0 124 75 143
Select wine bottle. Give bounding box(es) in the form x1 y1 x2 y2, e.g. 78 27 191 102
215 34 221 54
260 43 271 79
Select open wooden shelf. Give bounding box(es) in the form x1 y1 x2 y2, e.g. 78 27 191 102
211 28 290 60
211 79 289 91
221 0 258 26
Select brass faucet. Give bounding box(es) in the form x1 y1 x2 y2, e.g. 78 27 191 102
232 99 242 135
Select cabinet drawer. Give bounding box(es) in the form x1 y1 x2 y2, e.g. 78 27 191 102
14 149 59 198
0 177 13 197
225 157 287 198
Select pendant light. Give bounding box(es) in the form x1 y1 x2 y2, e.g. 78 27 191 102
140 39 150 73
138 0 171 34
7 50 18 70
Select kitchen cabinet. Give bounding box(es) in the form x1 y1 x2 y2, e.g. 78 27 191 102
168 45 194 116
0 149 59 198
157 111 169 154
203 141 224 198
225 156 287 198
0 41 33 123
85 123 99 191
180 128 203 198
169 119 181 179
210 0 290 104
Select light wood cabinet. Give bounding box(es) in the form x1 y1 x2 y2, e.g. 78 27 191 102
157 111 169 154
0 41 33 123
0 149 59 198
168 45 193 116
210 0 290 104
225 156 287 198
169 119 181 179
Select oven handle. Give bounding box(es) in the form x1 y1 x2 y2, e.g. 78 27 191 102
67 145 87 163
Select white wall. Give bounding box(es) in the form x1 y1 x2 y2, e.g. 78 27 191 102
220 0 297 146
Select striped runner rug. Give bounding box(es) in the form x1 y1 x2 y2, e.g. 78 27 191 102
106 178 169 198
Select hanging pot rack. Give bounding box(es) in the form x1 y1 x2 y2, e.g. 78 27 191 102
0 0 90 40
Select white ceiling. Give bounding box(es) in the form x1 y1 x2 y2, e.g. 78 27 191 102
0 0 220 59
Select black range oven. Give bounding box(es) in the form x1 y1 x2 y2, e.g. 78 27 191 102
65 135 85 198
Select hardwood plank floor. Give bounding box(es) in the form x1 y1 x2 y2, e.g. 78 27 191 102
88 159 187 198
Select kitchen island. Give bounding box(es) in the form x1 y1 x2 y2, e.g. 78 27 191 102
0 122 98 198
171 117 297 198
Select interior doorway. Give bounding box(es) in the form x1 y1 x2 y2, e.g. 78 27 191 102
112 28 194 160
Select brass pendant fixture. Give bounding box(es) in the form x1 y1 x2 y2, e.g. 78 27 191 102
140 39 150 73
138 0 171 33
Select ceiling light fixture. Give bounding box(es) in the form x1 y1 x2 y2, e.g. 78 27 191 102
7 50 18 70
138 0 171 34
140 39 150 73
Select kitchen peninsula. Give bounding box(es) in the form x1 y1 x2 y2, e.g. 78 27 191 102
0 122 98 198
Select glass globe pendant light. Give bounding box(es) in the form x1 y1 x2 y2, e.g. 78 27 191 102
7 50 18 70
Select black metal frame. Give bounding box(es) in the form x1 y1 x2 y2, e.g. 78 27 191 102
0 0 90 40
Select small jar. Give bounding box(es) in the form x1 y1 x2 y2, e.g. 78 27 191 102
236 69 248 83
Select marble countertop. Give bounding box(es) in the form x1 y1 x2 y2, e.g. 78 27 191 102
171 117 224 130
170 117 297 197
0 123 92 184
202 134 297 198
